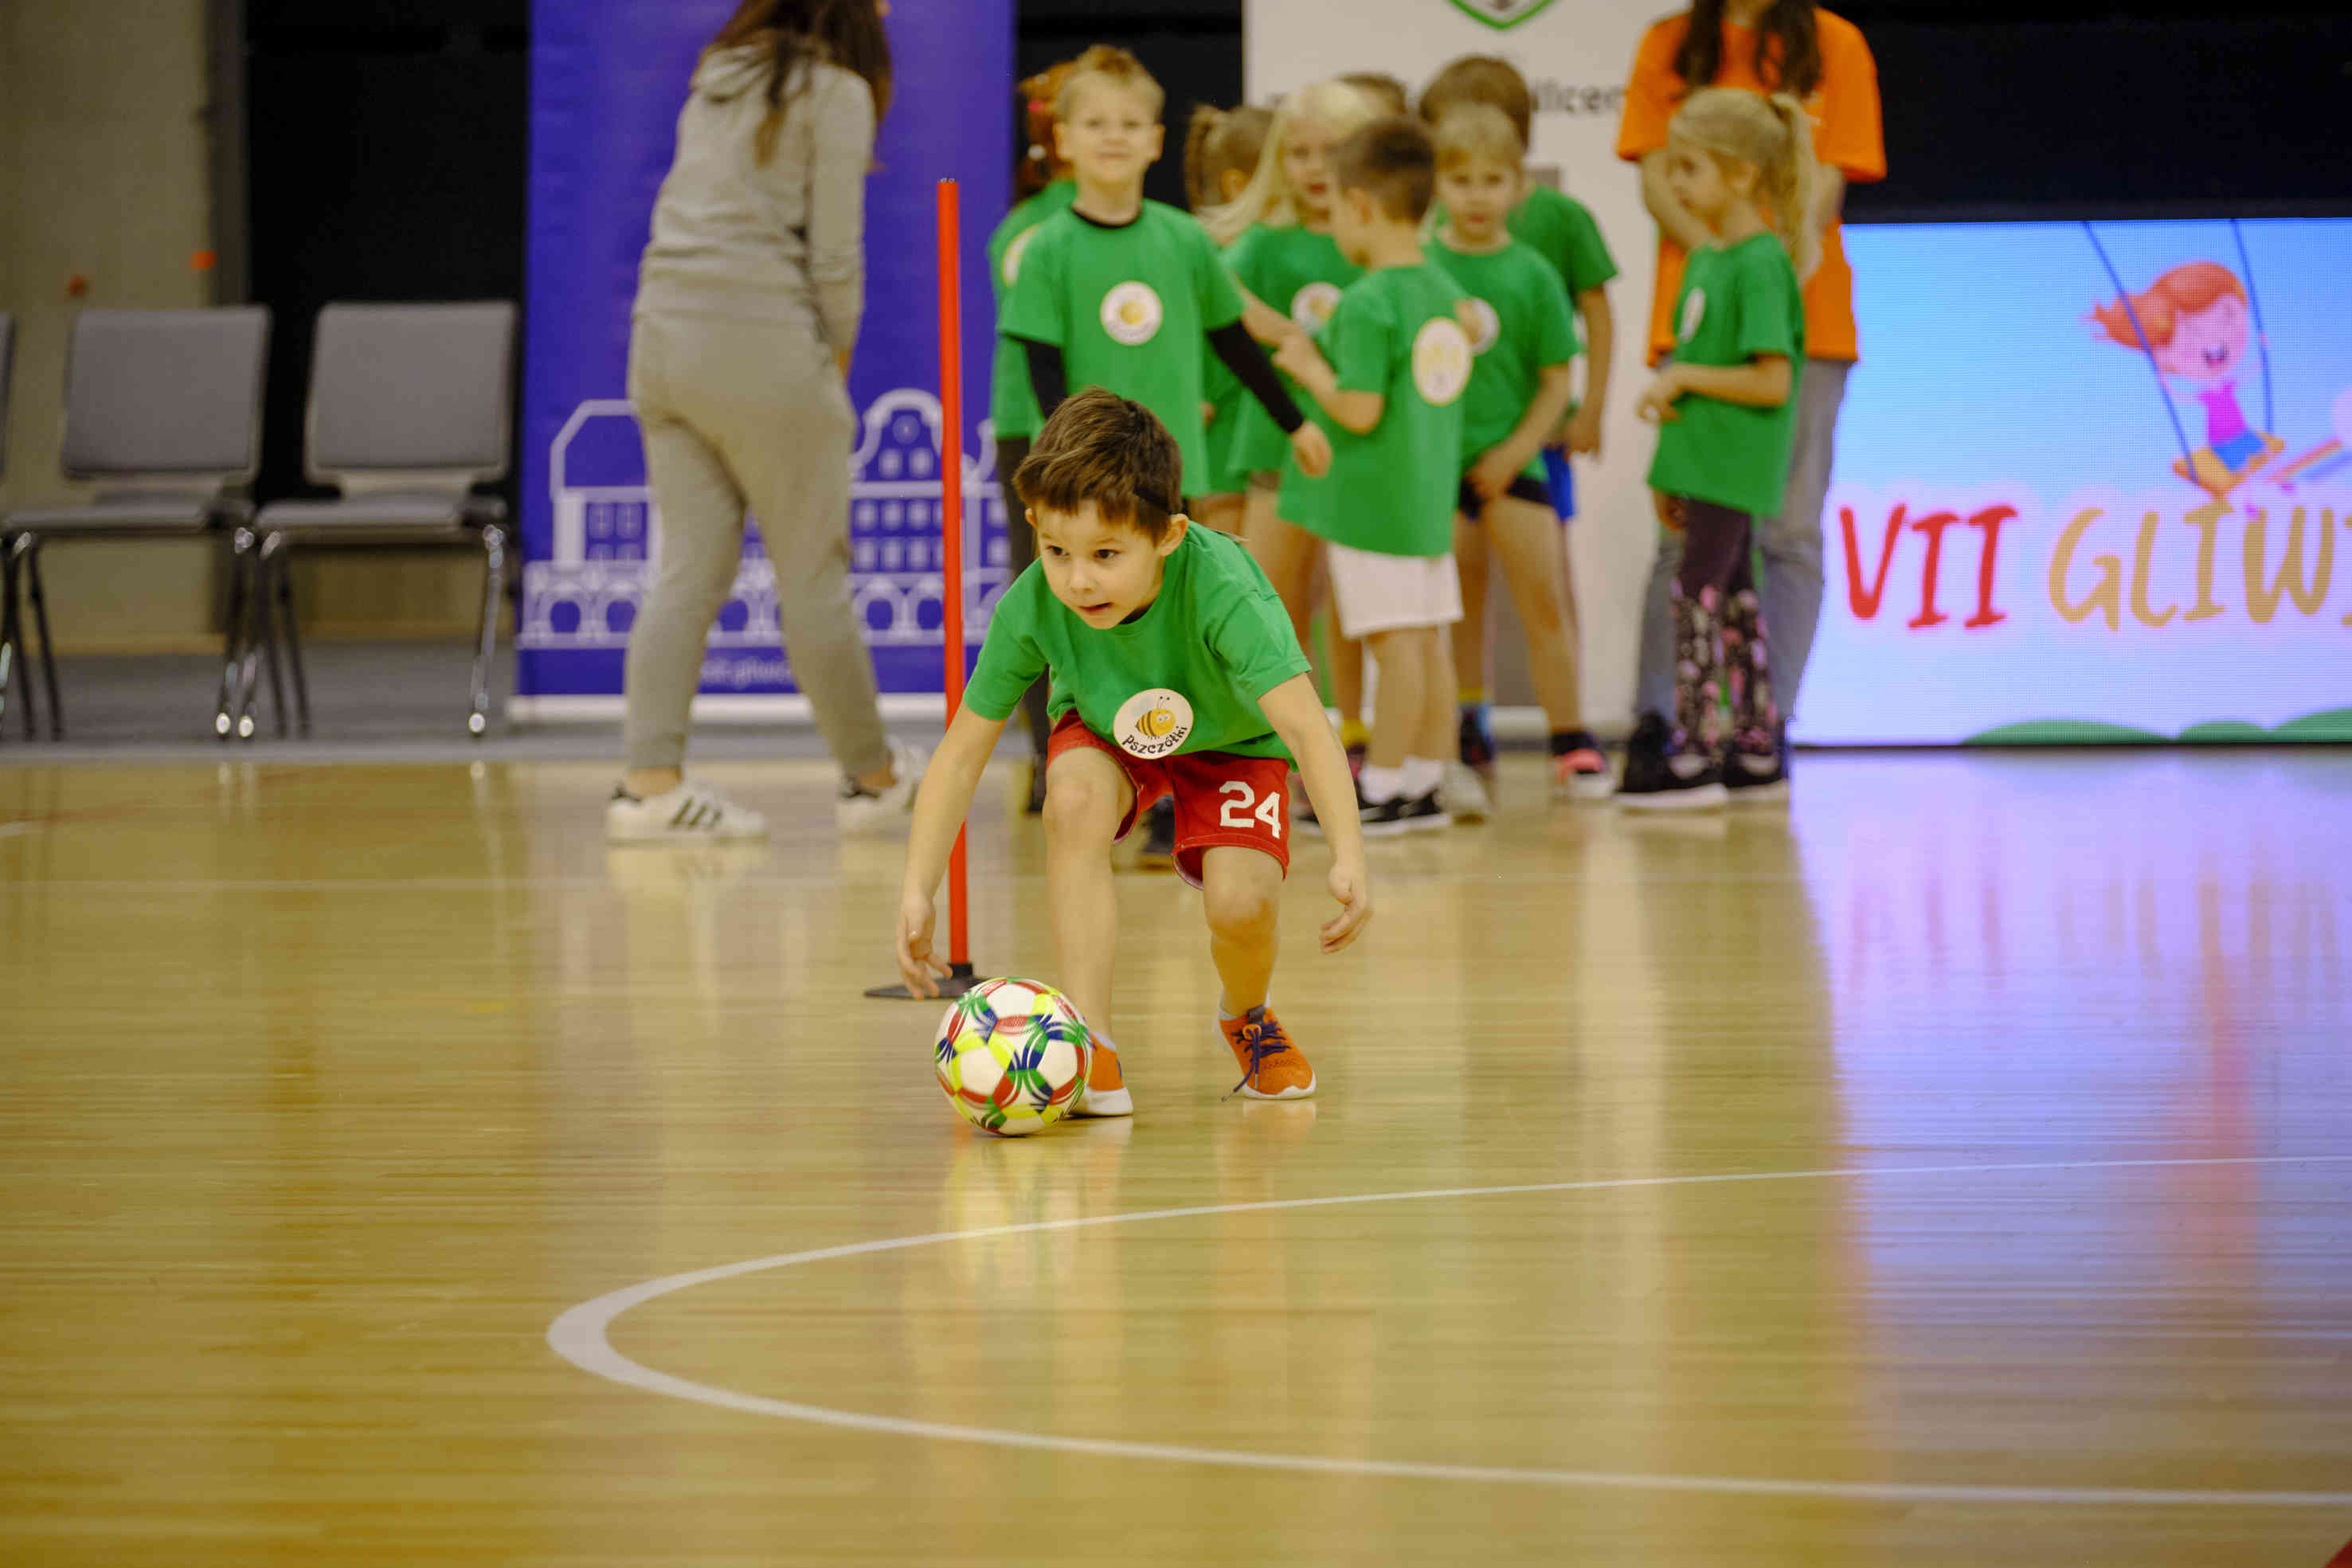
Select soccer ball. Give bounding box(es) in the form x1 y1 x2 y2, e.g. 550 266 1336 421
933 978 1094 1136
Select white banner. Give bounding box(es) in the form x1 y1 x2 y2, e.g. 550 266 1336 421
1246 0 1662 725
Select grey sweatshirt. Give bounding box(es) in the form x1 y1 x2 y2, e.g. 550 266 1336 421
635 44 873 353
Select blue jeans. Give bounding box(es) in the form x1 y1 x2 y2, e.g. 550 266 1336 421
1636 357 1850 722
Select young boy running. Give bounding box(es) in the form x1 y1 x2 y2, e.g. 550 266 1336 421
1272 117 1473 835
1003 44 1329 866
893 389 1371 1112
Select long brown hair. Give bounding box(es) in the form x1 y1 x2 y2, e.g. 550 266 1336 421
706 0 893 165
1673 0 1822 100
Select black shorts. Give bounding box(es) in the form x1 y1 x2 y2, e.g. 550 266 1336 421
1458 472 1555 522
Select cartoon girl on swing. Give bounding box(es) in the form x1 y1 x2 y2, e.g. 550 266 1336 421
2090 260 2285 497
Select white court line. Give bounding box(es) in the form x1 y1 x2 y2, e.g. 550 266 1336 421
548 1153 2352 1509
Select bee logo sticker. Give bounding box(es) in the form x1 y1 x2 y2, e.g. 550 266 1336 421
1100 282 1164 347
1113 687 1196 759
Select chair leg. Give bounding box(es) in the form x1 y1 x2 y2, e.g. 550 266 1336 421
275 545 311 736
0 536 27 741
256 534 289 740
234 534 273 741
24 538 62 740
468 525 506 738
215 528 252 740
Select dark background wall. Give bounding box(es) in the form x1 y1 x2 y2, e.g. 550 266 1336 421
241 0 2352 512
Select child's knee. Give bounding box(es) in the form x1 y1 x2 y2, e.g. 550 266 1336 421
1043 763 1126 840
1202 864 1280 939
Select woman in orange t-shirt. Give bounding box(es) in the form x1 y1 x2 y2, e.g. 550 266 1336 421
1615 0 1884 769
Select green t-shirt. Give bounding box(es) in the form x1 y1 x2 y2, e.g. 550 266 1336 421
1199 237 1250 495
1276 261 1470 559
1647 233 1806 518
1426 237 1580 476
1000 201 1246 496
965 523 1310 761
1221 224 1362 479
986 180 1078 442
1509 184 1618 298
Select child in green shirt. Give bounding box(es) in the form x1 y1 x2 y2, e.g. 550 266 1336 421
1272 117 1473 836
1426 104 1613 808
1625 88 1816 811
894 389 1370 1112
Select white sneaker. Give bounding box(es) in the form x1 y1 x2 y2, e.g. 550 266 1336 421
1440 759 1491 823
836 737 928 834
606 780 768 843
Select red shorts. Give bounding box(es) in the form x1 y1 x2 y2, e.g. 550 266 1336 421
1045 714 1293 890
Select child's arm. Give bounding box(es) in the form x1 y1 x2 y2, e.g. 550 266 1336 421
894 704 1010 995
1470 362 1581 502
1564 286 1615 456
1209 324 1333 476
1272 336 1382 435
1236 286 1302 347
1635 354 1793 424
1257 674 1373 954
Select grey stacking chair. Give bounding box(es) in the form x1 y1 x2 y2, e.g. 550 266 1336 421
229 302 517 740
0 307 270 741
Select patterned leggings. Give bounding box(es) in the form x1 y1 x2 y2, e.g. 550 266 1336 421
1665 496 1779 755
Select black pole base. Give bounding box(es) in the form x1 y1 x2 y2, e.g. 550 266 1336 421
865 960 984 1001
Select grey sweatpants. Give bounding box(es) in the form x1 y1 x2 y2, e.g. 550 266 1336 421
624 311 890 777
1636 356 1851 722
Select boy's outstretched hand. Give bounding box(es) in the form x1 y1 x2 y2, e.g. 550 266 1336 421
1321 855 1372 954
894 889 949 999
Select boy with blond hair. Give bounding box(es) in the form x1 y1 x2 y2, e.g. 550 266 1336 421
1273 117 1473 834
894 390 1370 1112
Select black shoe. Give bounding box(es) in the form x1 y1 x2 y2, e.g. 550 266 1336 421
1625 710 1670 768
1361 790 1447 837
1136 796 1176 868
1617 739 1728 811
1457 706 1497 775
1724 728 1790 802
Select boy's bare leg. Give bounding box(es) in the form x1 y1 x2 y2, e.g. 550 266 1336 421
1420 625 1458 765
1486 495 1584 732
1329 625 1365 735
1043 745 1133 1042
1448 511 1491 712
1200 844 1282 1015
1363 627 1426 772
1193 492 1246 538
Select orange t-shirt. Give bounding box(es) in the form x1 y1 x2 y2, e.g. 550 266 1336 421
1616 9 1886 364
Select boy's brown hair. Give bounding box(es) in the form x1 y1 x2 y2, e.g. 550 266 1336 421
1013 388 1184 544
1333 115 1438 224
1054 44 1165 120
1432 102 1524 170
1417 54 1534 147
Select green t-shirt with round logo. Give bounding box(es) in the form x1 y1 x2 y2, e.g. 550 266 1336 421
986 180 1078 443
1509 183 1619 298
1647 233 1806 518
1426 236 1580 477
1220 224 1362 481
963 523 1310 761
1000 201 1246 495
1276 261 1470 559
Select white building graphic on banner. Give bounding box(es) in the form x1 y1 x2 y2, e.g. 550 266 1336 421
519 389 1011 681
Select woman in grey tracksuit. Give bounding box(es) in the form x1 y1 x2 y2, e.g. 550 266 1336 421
609 0 920 843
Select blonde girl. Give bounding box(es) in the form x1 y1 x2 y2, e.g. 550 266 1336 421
1205 79 1383 761
1622 87 1816 809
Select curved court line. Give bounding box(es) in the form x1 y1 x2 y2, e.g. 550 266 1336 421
549 1154 2352 1509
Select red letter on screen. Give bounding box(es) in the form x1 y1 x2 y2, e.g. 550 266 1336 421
1842 504 1905 620
1964 505 2015 630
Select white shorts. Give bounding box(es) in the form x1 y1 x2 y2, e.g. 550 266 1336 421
1324 543 1464 639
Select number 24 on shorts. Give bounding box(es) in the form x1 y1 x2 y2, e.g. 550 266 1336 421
1219 780 1284 840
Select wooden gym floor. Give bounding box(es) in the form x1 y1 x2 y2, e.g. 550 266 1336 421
2 749 2347 1566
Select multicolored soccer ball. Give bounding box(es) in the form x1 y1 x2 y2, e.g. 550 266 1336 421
933 978 1094 1136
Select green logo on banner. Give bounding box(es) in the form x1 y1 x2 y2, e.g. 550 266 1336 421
1445 0 1560 29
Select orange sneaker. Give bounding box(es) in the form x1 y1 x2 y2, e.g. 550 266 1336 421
1219 1006 1315 1100
1071 1036 1132 1117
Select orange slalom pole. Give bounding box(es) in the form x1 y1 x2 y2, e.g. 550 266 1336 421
938 178 970 972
